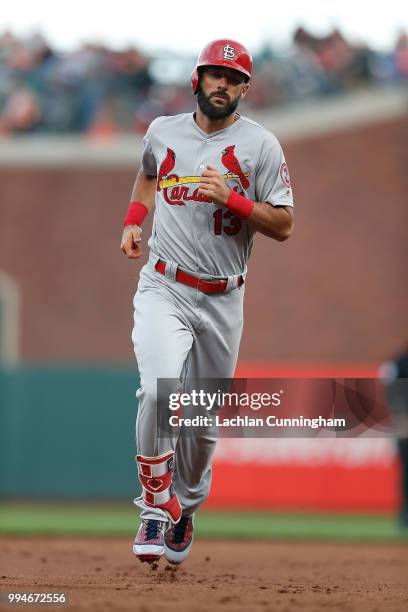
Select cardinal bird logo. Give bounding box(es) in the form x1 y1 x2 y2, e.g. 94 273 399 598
221 145 250 190
157 147 177 191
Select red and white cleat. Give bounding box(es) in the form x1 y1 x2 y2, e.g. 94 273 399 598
133 519 166 563
164 515 194 565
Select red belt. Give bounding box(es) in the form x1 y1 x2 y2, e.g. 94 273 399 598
155 260 243 294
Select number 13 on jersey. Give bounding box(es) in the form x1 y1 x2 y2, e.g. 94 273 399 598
213 209 242 236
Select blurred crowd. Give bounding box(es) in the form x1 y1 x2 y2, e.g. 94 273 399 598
0 28 407 136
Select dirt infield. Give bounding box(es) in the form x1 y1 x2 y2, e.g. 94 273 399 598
0 538 407 612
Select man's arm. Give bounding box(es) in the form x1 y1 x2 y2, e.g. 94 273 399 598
198 165 294 242
120 170 156 259
247 202 293 241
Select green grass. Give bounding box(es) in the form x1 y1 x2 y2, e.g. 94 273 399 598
0 503 407 542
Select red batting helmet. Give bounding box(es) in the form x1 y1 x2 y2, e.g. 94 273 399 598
191 39 253 94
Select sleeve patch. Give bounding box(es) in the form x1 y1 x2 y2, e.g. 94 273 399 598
280 162 291 188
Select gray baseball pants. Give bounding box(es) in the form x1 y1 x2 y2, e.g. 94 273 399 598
132 252 245 521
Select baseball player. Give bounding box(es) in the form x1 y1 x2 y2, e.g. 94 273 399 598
120 39 294 564
380 348 408 528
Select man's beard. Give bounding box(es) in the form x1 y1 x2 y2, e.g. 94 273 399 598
197 84 240 119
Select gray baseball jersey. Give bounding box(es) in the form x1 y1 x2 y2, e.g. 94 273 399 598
132 111 294 523
142 112 294 277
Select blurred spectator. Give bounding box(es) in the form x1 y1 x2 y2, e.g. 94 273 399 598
0 27 406 137
0 87 41 133
394 30 408 78
293 27 374 91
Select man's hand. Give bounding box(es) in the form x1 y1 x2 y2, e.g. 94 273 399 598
198 165 230 206
120 225 143 259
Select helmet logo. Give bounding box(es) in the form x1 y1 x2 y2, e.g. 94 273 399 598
223 44 235 60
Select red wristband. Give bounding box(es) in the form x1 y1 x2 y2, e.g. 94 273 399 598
124 201 148 227
225 189 254 219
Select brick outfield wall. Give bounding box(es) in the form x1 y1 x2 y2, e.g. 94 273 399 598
0 117 407 364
